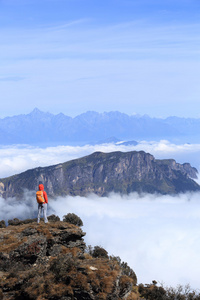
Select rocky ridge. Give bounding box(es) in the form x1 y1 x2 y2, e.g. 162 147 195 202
0 150 199 199
1 217 200 300
0 215 138 300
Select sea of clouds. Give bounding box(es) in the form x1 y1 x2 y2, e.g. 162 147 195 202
1 140 200 290
1 140 200 178
1 191 200 290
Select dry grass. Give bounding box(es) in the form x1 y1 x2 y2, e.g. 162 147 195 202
48 221 78 231
23 273 51 299
0 254 140 300
126 286 141 300
101 275 116 294
96 292 107 300
0 289 3 300
60 245 82 257
36 226 53 239
78 258 120 295
0 234 27 252
74 272 90 291
0 221 141 300
84 252 93 259
47 282 73 298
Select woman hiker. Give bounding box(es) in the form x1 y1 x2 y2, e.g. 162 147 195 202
36 184 48 224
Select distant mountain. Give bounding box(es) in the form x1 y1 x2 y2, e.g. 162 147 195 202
117 140 138 146
94 137 138 146
0 150 199 199
0 109 200 145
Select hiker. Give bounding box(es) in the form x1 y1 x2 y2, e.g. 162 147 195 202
36 184 48 224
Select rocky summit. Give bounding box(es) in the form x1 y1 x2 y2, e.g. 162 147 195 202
0 150 199 199
1 216 200 300
0 215 138 300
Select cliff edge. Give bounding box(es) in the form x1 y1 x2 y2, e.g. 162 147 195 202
0 215 138 300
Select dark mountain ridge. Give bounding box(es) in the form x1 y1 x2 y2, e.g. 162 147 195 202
0 150 199 199
1 109 200 145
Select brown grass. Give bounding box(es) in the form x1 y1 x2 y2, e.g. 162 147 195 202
84 253 93 259
47 282 73 298
0 235 27 252
74 272 90 291
36 226 53 239
126 286 141 300
0 222 141 300
96 292 107 300
60 245 82 257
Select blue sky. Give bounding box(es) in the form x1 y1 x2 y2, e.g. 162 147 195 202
1 0 200 118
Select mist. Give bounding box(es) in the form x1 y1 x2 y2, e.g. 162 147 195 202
1 140 200 178
1 191 200 290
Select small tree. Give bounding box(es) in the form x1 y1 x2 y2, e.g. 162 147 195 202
63 213 83 227
48 214 60 222
0 220 6 228
92 246 108 258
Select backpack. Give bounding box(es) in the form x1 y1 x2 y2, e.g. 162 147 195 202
36 191 45 204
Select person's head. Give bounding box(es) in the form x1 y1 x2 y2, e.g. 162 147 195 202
38 184 44 191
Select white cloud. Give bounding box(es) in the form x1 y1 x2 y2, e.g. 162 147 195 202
1 191 200 290
0 140 200 178
0 190 36 221
49 192 200 290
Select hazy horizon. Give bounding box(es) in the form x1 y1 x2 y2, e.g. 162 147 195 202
2 108 200 120
1 0 200 118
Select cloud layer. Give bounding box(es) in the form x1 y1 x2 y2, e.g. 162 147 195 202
0 140 200 178
1 191 200 290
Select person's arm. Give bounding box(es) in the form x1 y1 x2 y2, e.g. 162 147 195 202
43 191 48 203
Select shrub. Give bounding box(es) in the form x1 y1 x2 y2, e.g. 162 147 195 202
91 246 108 259
138 282 166 300
63 213 83 227
85 245 108 258
109 255 137 285
48 214 60 222
120 261 137 284
50 254 75 281
138 282 200 300
0 220 6 228
8 218 21 226
7 218 37 226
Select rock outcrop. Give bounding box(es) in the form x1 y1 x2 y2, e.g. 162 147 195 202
0 216 138 300
0 150 199 199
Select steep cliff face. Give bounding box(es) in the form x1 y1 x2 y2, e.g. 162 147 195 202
0 151 199 199
0 216 138 300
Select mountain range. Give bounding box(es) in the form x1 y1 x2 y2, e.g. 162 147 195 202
0 150 199 199
1 108 200 146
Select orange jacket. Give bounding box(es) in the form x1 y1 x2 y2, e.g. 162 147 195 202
38 184 48 203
